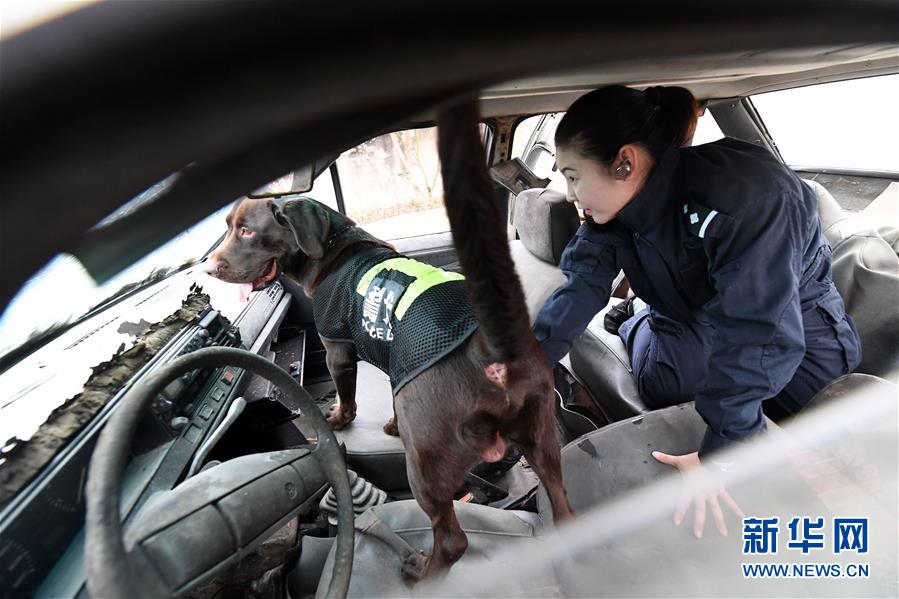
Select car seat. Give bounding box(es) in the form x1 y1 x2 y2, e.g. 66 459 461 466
508 187 580 322
808 179 899 381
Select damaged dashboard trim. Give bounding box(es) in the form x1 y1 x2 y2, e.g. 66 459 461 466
0 290 218 508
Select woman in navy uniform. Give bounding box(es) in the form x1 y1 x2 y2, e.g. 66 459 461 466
534 85 861 535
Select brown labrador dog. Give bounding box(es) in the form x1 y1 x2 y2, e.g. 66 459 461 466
205 103 572 580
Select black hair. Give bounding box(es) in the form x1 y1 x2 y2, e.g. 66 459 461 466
555 85 698 163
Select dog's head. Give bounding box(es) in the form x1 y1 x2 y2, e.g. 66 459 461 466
204 196 339 292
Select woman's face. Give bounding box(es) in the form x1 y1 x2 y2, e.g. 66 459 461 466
556 145 642 224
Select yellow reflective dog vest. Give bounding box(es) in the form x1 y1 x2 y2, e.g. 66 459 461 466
313 247 478 393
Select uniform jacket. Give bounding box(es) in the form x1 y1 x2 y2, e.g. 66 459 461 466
314 247 478 394
535 137 857 455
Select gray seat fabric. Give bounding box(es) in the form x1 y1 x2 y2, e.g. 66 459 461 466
514 187 581 265
315 501 549 598
510 242 570 323
569 301 649 421
509 188 579 322
537 402 709 520
810 179 899 381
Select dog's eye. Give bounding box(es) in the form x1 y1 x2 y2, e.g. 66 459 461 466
238 227 255 238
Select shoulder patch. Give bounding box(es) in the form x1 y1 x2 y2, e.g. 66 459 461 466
683 199 722 239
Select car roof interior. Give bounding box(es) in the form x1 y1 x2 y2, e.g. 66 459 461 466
2 1 897 311
470 45 898 118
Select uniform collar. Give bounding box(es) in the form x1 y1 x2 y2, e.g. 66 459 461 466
614 145 680 235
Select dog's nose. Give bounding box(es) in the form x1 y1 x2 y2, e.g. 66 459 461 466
201 257 219 275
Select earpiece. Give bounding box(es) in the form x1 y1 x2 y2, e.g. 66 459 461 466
615 160 632 179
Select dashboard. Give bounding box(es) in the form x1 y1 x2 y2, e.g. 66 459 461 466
0 278 292 599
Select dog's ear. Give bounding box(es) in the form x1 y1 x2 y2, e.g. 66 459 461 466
271 198 331 259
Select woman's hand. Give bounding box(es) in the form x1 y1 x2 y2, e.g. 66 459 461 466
652 451 744 538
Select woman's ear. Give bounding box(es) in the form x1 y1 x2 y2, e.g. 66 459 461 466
613 159 632 180
615 144 653 183
271 198 331 259
613 146 636 181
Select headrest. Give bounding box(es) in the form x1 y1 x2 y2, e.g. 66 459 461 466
514 188 580 265
806 179 848 246
810 178 899 247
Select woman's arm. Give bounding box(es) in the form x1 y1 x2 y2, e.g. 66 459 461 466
533 227 618 365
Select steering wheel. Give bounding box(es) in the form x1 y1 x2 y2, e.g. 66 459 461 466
84 347 354 598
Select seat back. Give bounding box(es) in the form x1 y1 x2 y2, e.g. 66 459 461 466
508 188 579 322
568 301 649 421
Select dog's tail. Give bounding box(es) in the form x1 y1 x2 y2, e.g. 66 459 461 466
437 100 532 365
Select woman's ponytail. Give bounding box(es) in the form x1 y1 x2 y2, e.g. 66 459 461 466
645 85 699 148
555 85 699 163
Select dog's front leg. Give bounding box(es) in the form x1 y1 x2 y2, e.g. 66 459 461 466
383 398 400 436
322 339 358 429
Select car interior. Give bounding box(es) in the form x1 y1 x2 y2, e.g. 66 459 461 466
0 3 897 598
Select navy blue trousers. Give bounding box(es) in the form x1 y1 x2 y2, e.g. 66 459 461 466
618 303 862 419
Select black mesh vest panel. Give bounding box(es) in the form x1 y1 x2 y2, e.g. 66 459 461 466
313 248 478 393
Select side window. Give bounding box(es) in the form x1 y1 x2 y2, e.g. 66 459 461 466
750 75 898 172
308 165 339 212
334 127 448 241
511 113 567 194
690 110 724 146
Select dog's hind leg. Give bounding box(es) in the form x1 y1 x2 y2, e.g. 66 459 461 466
401 454 469 581
512 387 574 523
396 394 471 580
322 338 358 429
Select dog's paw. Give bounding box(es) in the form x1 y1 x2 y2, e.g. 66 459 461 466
325 404 355 429
383 417 399 436
401 550 430 582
